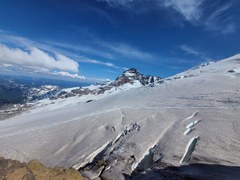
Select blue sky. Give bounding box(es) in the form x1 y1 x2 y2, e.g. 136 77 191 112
0 0 239 82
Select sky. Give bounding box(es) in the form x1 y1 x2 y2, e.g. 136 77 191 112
0 0 239 82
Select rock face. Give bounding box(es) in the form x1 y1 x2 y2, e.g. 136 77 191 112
0 157 34 180
111 68 162 87
0 157 84 180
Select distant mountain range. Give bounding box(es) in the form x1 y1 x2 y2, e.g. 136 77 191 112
0 68 162 105
52 68 163 100
0 75 90 105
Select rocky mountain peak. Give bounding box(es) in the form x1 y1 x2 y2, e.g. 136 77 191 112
112 68 162 87
51 68 163 100
112 68 140 87
123 68 139 77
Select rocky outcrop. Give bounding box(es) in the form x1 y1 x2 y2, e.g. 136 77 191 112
0 157 84 180
111 68 162 87
0 104 30 121
26 85 59 101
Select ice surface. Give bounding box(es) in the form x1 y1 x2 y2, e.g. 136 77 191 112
1 55 240 178
180 136 199 163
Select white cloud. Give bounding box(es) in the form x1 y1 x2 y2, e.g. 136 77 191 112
97 0 236 34
0 32 132 69
97 0 133 7
74 55 122 69
97 41 154 60
180 45 209 60
166 0 236 34
44 40 154 67
204 1 235 34
181 45 201 56
163 0 204 22
0 44 79 73
0 29 155 73
2 63 13 67
0 31 132 81
50 71 86 79
222 23 235 34
110 43 153 59
46 41 114 59
205 2 233 25
98 0 204 22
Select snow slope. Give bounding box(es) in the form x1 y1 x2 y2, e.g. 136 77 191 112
0 55 240 178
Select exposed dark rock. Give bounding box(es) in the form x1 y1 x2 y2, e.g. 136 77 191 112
97 86 112 95
228 69 235 73
72 88 92 96
131 163 240 180
0 104 31 121
85 100 93 103
111 68 162 87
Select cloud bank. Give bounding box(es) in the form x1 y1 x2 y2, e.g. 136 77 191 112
163 0 204 22
50 71 86 79
0 44 79 73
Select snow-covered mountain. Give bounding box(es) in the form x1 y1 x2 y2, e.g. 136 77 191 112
51 68 162 100
113 68 162 86
26 85 59 101
0 55 240 179
1 68 162 120
0 75 90 106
